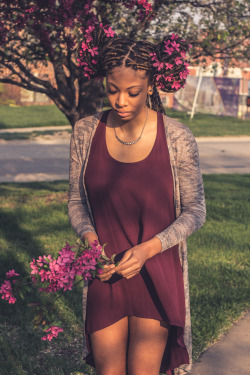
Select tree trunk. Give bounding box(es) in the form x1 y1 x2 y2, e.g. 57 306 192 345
49 78 105 127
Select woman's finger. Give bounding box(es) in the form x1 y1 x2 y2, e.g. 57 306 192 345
116 264 140 278
96 264 115 281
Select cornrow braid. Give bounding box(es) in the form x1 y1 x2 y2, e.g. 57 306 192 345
77 24 192 114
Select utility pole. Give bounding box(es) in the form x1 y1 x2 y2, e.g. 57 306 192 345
190 66 203 120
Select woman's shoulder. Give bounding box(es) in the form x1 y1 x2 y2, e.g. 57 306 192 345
74 111 103 133
162 113 197 146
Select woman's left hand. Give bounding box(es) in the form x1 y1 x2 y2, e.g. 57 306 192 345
114 238 162 279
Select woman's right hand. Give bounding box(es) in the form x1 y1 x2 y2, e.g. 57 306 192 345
96 263 116 282
82 232 116 282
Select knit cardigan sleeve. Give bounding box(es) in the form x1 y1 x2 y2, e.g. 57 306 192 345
155 118 206 252
68 120 97 239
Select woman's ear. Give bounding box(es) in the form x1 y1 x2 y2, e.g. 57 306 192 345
148 86 153 95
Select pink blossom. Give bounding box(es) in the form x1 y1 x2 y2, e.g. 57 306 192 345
189 44 193 49
0 280 16 304
165 75 173 82
86 25 95 34
175 57 183 65
86 35 93 44
157 83 165 90
165 63 173 70
179 70 188 80
153 61 164 71
25 6 38 13
88 47 98 57
171 41 180 51
164 40 171 47
164 46 174 55
30 241 102 294
104 27 115 38
150 52 157 61
171 33 179 40
138 0 153 13
81 42 89 51
184 62 189 68
41 326 63 341
180 50 186 59
172 81 181 90
6 270 20 278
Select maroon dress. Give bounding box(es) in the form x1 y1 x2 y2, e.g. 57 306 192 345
84 110 189 373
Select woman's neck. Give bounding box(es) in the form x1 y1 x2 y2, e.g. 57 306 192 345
110 107 149 136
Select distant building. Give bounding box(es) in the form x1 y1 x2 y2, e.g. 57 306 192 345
160 57 250 119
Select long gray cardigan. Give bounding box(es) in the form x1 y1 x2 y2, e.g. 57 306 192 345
68 111 206 375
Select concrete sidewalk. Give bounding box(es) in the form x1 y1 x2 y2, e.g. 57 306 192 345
0 125 71 133
191 311 250 375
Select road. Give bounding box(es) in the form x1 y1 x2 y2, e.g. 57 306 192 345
0 137 250 182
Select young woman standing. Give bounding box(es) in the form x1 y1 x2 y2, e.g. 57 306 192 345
68 24 206 375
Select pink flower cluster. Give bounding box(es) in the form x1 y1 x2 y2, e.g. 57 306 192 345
30 241 102 293
150 33 191 91
117 0 153 21
77 23 116 79
41 326 64 341
0 269 20 304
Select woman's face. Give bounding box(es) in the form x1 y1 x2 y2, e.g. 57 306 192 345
105 66 152 121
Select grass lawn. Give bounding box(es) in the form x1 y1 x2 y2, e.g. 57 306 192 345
0 175 250 374
0 105 69 129
165 108 250 137
0 104 250 137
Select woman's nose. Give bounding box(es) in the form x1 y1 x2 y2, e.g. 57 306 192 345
116 93 127 108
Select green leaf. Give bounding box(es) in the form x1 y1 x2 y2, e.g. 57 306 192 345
101 255 110 261
76 238 82 245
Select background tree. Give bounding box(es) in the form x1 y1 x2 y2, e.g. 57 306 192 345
0 0 249 126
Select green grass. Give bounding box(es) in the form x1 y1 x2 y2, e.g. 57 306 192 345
0 176 250 374
0 105 69 129
165 108 250 137
1 104 250 137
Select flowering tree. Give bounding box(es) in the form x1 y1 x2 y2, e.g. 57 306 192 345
0 0 249 126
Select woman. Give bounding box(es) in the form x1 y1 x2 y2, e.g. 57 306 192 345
68 24 206 375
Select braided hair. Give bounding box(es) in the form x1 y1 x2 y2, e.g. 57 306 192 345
77 24 191 114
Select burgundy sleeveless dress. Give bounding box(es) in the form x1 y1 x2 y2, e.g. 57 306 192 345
84 110 189 373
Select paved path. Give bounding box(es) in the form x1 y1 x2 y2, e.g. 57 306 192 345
0 139 70 182
197 136 250 174
0 135 250 182
191 311 250 375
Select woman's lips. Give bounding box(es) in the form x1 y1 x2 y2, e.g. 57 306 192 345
116 111 131 118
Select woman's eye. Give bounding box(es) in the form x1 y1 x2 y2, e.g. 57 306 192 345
107 90 117 95
129 93 139 97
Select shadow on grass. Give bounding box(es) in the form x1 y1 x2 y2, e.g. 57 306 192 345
0 205 91 375
0 181 68 194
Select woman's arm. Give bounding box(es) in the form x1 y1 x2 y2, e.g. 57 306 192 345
155 126 206 252
68 123 98 242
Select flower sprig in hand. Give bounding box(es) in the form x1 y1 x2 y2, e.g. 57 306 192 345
0 239 116 341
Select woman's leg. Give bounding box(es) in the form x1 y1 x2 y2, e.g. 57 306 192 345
127 316 169 375
90 316 129 375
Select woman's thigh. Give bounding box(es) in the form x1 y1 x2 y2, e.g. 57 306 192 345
90 316 129 375
127 316 169 375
